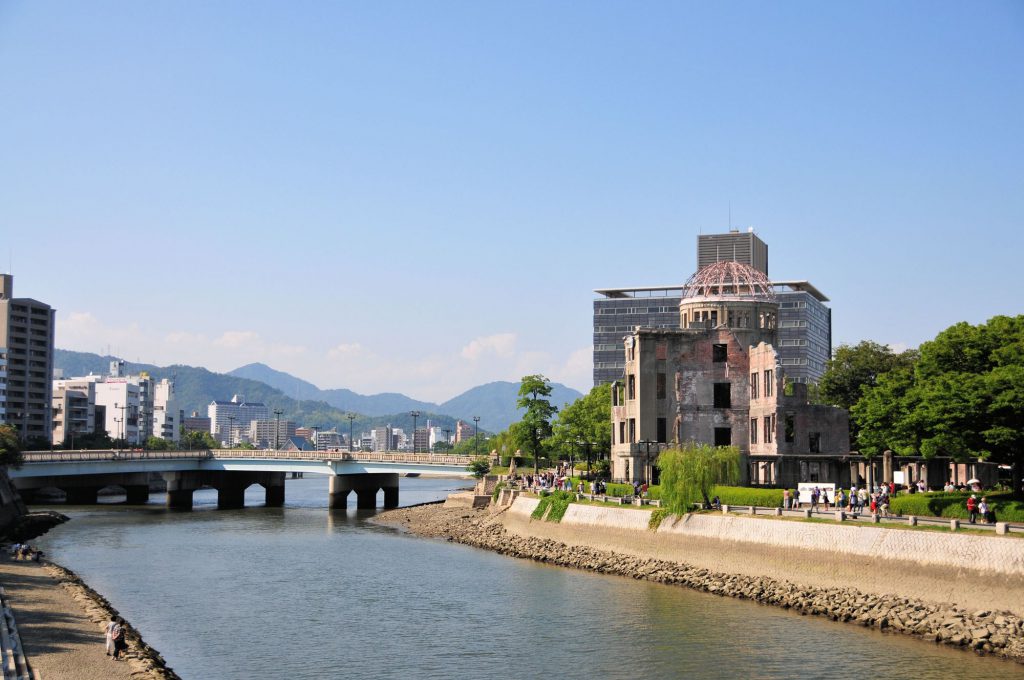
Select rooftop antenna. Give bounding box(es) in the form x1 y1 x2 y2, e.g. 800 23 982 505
728 202 732 231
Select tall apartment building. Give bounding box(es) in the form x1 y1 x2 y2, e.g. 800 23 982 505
594 231 831 385
208 395 270 443
152 378 179 442
0 274 56 442
250 418 296 448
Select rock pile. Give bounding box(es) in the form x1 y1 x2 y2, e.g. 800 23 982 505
45 563 182 680
380 505 1024 664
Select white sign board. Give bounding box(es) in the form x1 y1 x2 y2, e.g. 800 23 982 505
797 483 836 505
893 471 905 485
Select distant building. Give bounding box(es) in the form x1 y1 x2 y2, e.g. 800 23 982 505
51 379 96 446
372 425 393 452
295 426 313 440
454 420 474 444
183 411 211 435
93 378 141 443
208 395 269 444
697 230 768 273
0 274 56 442
280 435 314 452
250 418 296 448
412 428 430 453
315 429 343 451
151 377 178 442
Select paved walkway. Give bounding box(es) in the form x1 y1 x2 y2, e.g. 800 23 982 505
0 559 134 680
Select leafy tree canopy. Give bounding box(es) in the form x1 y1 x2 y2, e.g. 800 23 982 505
0 425 23 467
658 444 740 515
548 383 611 460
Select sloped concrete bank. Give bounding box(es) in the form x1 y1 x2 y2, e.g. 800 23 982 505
377 502 1024 665
42 561 183 679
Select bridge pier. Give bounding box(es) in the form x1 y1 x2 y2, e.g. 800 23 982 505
217 483 247 510
64 486 99 505
167 489 194 510
125 485 150 505
328 473 399 510
163 471 206 511
265 478 285 507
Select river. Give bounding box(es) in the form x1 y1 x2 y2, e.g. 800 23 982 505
33 477 1024 679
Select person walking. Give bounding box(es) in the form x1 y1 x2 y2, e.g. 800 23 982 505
111 617 127 661
967 495 978 524
979 497 990 524
105 616 117 656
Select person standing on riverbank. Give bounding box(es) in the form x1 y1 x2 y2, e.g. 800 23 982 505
111 617 127 660
105 616 117 656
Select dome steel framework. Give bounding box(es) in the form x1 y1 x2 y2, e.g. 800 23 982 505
681 261 776 302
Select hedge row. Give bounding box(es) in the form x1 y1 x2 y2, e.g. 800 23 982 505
888 491 1024 523
712 486 786 507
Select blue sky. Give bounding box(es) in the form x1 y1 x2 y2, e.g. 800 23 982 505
1 1 1021 402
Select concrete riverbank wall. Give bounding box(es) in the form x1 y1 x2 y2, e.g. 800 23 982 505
508 496 1024 577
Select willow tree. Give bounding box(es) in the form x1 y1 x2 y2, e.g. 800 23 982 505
658 444 740 515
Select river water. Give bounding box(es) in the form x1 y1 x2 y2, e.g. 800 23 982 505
33 477 1023 679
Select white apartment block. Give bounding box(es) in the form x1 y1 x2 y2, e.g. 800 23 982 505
152 378 179 442
51 379 97 446
208 395 270 444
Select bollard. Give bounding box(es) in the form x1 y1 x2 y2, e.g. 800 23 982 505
950 519 960 531
835 511 846 522
870 514 881 524
908 516 918 526
996 522 1009 535
722 504 730 514
774 507 783 516
803 509 812 519
748 505 756 515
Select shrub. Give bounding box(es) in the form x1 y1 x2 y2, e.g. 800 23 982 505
649 507 670 530
889 491 1024 523
530 490 574 521
659 445 740 515
491 481 506 501
531 495 552 519
711 486 785 508
647 484 661 500
605 483 634 497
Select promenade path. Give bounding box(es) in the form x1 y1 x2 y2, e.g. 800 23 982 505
0 559 134 680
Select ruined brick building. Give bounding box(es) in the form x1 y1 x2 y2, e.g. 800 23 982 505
610 261 851 487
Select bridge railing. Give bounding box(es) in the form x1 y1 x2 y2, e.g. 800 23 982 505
20 449 475 466
21 449 213 463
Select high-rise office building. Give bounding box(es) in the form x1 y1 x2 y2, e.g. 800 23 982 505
0 275 56 442
208 395 270 443
697 230 768 273
593 231 831 385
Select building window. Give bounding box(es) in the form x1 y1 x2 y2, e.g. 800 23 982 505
611 382 620 406
657 418 667 443
714 427 731 446
750 419 758 444
809 432 821 453
628 375 636 400
628 418 636 443
656 373 666 400
763 415 774 444
712 344 727 362
713 383 731 409
784 413 795 443
618 421 625 445
764 370 773 397
750 372 758 399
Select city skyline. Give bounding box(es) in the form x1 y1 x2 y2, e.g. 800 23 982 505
2 2 1021 402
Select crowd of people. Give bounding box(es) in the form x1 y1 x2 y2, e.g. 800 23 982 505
6 542 44 562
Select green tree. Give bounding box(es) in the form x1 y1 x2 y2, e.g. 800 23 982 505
466 457 491 479
517 374 558 474
0 424 23 467
182 430 221 450
819 340 917 448
658 444 740 514
144 436 173 451
853 316 1024 495
234 441 257 450
549 383 611 470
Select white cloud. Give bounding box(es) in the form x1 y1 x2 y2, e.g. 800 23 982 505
327 342 364 359
461 333 517 360
887 342 912 353
213 330 260 349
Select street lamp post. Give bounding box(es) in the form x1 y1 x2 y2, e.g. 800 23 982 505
273 409 283 450
410 411 420 453
534 427 542 477
347 413 356 452
443 428 451 452
472 416 480 457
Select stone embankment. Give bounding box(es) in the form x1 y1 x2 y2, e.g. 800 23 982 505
378 504 1024 664
44 562 182 680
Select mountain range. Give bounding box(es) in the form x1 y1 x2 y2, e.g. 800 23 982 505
54 350 584 432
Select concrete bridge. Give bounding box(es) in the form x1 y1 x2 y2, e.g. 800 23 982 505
9 449 475 510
